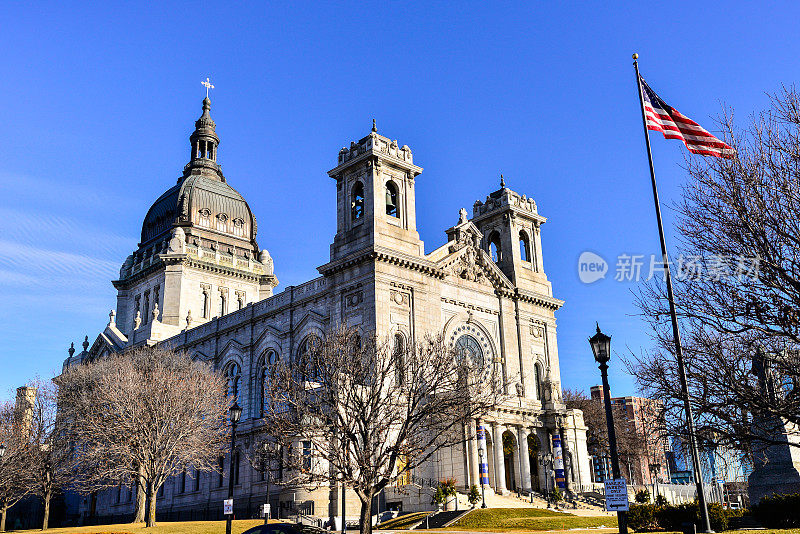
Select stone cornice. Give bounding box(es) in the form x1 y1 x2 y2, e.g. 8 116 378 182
113 253 278 289
318 246 444 278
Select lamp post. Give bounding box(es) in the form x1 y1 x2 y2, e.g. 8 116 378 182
542 452 553 508
477 446 487 508
589 324 627 534
261 440 277 525
226 402 242 534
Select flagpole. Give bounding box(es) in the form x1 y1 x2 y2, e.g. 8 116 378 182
632 53 713 533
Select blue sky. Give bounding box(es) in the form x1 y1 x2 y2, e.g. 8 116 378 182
1 2 797 399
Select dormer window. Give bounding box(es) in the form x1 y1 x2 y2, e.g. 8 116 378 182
198 209 211 228
385 181 398 217
232 218 245 237
216 213 228 232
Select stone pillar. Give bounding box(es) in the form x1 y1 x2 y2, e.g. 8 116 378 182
518 427 533 493
511 431 522 492
492 422 507 493
560 426 575 496
468 422 480 489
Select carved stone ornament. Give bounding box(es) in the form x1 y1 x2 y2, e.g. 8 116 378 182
458 207 468 224
451 246 485 283
134 310 142 330
390 290 409 306
168 227 186 254
152 303 160 323
186 310 193 329
345 291 362 308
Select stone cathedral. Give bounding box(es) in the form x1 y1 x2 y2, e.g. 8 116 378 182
63 97 590 522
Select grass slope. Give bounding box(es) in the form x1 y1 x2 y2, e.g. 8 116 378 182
445 508 618 532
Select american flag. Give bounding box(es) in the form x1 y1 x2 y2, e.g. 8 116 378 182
639 74 734 158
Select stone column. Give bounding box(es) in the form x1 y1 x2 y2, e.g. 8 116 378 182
492 423 507 493
518 427 533 493
559 425 575 496
468 422 480 489
511 431 522 492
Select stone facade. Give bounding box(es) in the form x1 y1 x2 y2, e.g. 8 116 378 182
64 99 591 522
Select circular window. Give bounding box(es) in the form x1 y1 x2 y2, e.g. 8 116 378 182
455 334 485 368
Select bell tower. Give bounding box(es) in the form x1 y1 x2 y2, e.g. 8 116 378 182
327 122 424 260
471 177 547 287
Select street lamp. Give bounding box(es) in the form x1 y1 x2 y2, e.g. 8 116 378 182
261 440 277 525
477 447 487 508
226 402 242 534
542 452 553 508
589 324 627 534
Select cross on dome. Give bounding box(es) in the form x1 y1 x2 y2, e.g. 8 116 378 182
201 77 215 99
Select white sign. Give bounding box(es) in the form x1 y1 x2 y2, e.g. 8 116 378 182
604 479 629 512
223 498 233 515
261 503 271 517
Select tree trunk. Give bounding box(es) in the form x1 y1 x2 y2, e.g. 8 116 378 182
1 503 7 533
358 493 373 534
42 489 51 530
146 482 158 527
134 473 146 523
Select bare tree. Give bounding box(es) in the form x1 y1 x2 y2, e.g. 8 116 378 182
262 325 504 534
627 87 800 457
0 401 32 532
58 346 230 527
24 379 74 530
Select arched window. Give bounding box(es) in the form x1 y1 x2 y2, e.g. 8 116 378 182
297 335 321 380
455 334 485 369
393 333 405 385
260 350 279 415
232 218 245 237
219 293 226 317
385 181 399 217
225 363 241 400
489 232 502 263
534 362 543 401
201 289 209 318
519 230 531 262
198 209 211 228
351 182 364 221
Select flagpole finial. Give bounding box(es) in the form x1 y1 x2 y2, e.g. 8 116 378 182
632 53 639 60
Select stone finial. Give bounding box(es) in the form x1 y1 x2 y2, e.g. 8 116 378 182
372 118 377 133
134 310 142 330
500 174 505 188
68 342 75 358
458 207 468 225
152 303 160 323
82 336 89 352
108 309 116 327
186 310 193 329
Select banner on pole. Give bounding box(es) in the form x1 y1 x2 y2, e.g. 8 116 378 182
552 434 566 489
223 499 233 515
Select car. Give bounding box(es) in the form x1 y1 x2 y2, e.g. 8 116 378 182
241 522 328 534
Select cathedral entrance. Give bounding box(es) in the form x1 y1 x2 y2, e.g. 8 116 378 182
502 430 517 492
528 434 541 491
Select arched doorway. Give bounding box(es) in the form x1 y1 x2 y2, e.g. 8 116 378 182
528 434 541 491
502 430 517 492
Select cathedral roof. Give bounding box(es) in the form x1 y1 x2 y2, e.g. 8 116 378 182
138 97 259 255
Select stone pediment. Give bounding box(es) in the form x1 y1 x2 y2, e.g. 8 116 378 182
438 241 514 292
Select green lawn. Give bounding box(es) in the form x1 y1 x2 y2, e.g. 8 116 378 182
444 508 617 532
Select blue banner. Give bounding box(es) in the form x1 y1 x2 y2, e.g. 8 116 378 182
477 424 489 485
552 433 566 489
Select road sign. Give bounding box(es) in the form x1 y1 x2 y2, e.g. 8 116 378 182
604 479 629 512
223 499 233 515
261 503 271 518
